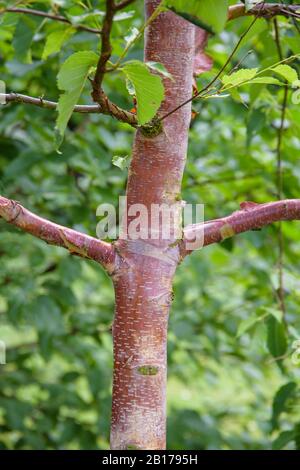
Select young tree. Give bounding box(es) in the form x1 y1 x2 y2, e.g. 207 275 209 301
1 0 300 450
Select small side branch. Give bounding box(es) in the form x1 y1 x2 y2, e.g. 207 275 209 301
92 0 115 97
1 92 101 113
90 0 138 127
181 200 300 257
5 7 102 34
0 195 115 273
0 92 138 125
228 3 300 21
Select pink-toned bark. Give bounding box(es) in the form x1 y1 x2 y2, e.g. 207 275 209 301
0 195 115 272
109 0 195 450
182 200 300 256
2 0 300 453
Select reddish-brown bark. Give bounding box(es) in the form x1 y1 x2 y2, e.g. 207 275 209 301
182 199 300 256
109 0 195 450
0 195 115 272
2 0 300 452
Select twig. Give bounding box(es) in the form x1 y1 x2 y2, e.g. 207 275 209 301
0 92 138 126
273 18 289 319
159 11 262 123
1 92 101 113
5 7 102 34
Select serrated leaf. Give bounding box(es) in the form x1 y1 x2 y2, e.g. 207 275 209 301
121 60 164 125
222 68 258 87
56 51 98 139
271 64 298 84
42 27 75 60
167 0 229 34
271 382 297 430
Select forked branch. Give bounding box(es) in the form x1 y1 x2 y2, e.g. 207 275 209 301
0 195 115 273
181 200 300 257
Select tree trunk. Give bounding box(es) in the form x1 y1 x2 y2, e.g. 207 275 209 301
110 0 195 450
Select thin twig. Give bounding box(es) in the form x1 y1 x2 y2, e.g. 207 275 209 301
1 92 100 113
273 18 288 319
5 7 102 34
0 91 138 126
159 10 262 123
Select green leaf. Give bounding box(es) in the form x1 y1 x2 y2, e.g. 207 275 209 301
166 0 229 34
267 316 287 359
262 306 283 323
236 314 261 338
112 155 130 170
222 68 258 87
271 64 298 84
56 51 98 139
12 16 36 63
250 77 283 85
42 27 75 60
121 60 164 125
271 382 297 430
146 61 173 80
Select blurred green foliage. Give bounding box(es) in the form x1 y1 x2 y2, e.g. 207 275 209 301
0 0 300 450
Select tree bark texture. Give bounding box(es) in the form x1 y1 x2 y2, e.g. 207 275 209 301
109 0 195 450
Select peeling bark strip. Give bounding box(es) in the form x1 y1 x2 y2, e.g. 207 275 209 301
0 195 115 272
110 0 196 450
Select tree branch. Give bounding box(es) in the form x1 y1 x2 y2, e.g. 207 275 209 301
228 3 300 22
0 92 138 126
0 92 101 113
0 195 115 273
92 0 115 98
181 200 300 257
90 0 138 127
5 7 102 34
